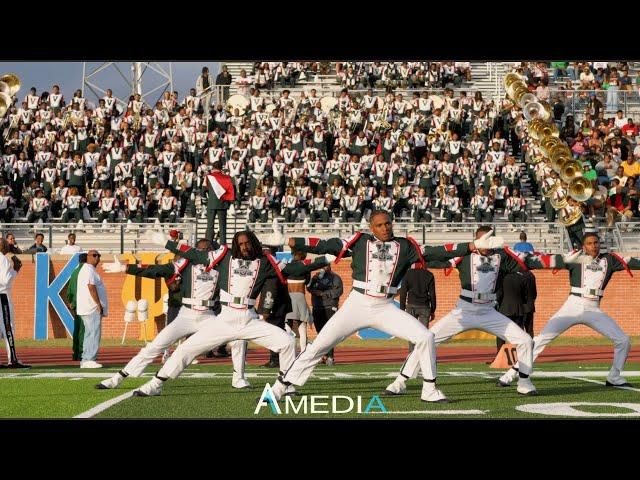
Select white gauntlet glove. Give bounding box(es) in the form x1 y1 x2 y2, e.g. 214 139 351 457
323 254 337 263
149 231 169 247
262 218 285 246
473 230 505 250
102 255 126 273
562 250 583 264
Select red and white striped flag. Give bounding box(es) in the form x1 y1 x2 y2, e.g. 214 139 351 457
206 172 235 201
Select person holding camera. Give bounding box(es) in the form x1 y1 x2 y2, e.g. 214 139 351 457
0 238 30 368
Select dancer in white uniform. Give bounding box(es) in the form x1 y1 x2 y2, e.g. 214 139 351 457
498 232 640 388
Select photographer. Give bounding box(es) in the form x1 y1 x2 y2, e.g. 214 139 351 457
0 238 30 368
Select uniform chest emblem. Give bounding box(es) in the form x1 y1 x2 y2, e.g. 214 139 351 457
233 260 256 277
586 261 604 272
477 256 497 273
372 243 394 262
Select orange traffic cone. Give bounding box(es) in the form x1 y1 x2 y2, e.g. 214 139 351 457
489 343 518 369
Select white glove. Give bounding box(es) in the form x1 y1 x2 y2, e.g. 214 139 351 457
324 254 337 263
474 230 504 250
562 250 582 264
102 255 126 273
262 218 285 246
150 231 169 247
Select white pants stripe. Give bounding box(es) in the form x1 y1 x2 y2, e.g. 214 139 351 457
515 295 631 382
122 306 246 377
399 299 534 378
158 306 295 379
281 290 437 386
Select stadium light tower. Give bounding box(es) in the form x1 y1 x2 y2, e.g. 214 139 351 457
82 62 173 110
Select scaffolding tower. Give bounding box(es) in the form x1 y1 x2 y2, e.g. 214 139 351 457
82 62 173 110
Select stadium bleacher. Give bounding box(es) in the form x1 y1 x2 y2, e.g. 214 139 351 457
2 61 640 253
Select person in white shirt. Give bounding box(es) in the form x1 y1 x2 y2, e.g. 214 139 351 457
0 238 30 368
59 233 82 255
76 250 108 368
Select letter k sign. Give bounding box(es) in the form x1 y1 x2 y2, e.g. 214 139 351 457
34 253 81 339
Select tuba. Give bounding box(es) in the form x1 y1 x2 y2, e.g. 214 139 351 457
568 176 594 202
558 203 583 226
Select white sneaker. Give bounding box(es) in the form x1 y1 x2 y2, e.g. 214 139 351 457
517 376 538 396
191 358 199 365
384 376 407 396
326 357 335 367
133 377 163 397
96 373 123 389
232 374 251 389
496 368 518 387
270 380 287 401
606 376 631 387
421 381 449 403
80 361 103 369
284 384 298 396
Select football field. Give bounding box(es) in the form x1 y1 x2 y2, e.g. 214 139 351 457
2 361 640 419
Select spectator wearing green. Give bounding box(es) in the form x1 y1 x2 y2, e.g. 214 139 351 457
551 62 568 82
67 252 87 361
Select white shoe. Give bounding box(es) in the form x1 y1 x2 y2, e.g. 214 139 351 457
284 384 298 396
96 373 123 389
232 375 251 389
497 368 518 387
326 357 335 367
421 381 449 403
191 358 199 365
80 361 103 369
384 376 407 396
270 380 287 401
606 376 631 387
516 376 538 396
133 377 164 397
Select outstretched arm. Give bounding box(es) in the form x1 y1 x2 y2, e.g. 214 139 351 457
164 240 210 265
288 237 349 256
126 263 175 279
282 256 330 277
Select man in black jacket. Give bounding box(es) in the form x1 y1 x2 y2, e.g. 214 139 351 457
398 264 436 352
308 264 343 365
495 271 527 352
203 162 232 245
215 65 233 103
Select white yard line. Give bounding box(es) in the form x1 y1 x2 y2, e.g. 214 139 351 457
562 376 640 393
74 390 136 419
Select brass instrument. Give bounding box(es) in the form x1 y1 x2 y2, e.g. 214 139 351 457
133 111 142 131
549 187 569 210
1 73 21 141
559 159 583 183
542 179 560 198
558 203 583 226
568 177 594 202
0 73 21 97
549 146 572 173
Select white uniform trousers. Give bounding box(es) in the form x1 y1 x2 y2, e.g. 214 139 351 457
122 306 247 378
281 290 437 386
515 295 631 382
399 299 534 378
158 305 296 379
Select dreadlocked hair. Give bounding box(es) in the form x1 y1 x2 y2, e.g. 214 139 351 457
231 230 264 260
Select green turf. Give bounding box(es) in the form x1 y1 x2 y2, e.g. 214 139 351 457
2 362 640 419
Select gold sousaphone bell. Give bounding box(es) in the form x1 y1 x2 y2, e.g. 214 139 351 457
568 176 593 202
559 159 583 183
0 91 11 117
0 73 21 97
529 119 559 140
559 204 584 226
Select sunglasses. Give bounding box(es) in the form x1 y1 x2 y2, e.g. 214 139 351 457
91 253 101 258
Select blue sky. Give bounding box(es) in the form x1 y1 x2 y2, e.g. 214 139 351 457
0 62 219 107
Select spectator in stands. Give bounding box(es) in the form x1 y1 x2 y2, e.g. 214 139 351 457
59 233 81 255
621 119 638 138
24 233 48 254
621 154 640 179
513 231 534 253
215 65 233 103
606 178 633 227
4 233 22 254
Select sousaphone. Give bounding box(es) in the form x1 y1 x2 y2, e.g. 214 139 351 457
227 94 250 115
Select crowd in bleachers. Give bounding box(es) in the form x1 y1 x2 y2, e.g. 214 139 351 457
1 62 640 231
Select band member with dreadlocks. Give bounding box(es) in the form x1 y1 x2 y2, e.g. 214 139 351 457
132 230 330 397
